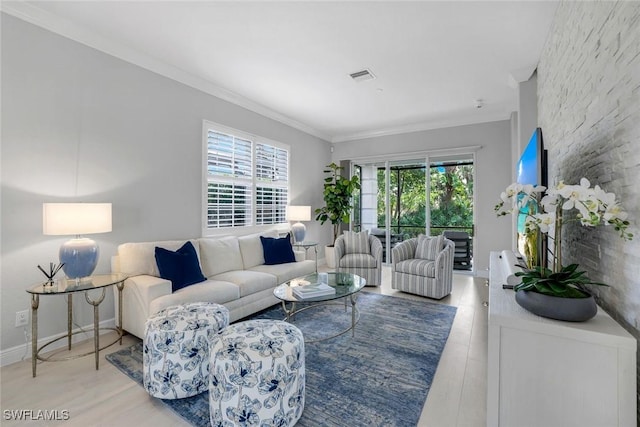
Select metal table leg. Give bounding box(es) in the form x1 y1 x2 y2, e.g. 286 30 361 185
31 294 39 378
116 281 124 344
350 294 357 337
67 294 72 350
85 288 107 370
314 246 318 272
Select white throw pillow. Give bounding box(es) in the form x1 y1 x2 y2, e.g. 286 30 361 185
343 230 370 254
238 230 279 269
415 234 444 260
198 236 244 277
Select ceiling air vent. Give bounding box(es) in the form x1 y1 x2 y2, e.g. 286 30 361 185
349 69 376 82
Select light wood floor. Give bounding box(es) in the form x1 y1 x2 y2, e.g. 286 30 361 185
0 267 488 426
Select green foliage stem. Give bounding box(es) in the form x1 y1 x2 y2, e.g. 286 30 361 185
513 263 607 298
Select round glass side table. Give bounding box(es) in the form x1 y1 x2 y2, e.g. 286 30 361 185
26 273 127 377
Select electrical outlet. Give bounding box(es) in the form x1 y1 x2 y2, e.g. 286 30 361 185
15 310 29 327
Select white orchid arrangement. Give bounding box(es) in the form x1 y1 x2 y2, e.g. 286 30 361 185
494 179 632 297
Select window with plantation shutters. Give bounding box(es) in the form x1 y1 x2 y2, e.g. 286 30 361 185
203 121 289 231
255 143 288 225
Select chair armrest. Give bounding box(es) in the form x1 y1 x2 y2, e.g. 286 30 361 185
369 235 383 265
334 235 346 267
435 240 455 279
391 238 418 268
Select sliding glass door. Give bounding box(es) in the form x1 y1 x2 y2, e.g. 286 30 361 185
352 154 474 268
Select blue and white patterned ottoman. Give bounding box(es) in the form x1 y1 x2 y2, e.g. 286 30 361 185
143 302 229 399
209 319 305 426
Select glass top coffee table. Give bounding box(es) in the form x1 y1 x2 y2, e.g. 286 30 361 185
273 272 366 342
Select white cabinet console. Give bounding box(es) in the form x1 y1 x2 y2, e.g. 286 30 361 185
488 251 636 426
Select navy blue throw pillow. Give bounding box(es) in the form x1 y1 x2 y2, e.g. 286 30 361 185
155 241 206 292
260 234 296 265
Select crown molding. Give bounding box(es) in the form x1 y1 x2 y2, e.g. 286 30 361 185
1 2 332 142
331 111 511 143
2 2 513 146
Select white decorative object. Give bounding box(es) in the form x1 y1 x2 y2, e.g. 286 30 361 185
292 282 335 299
324 245 336 269
487 251 636 426
143 302 229 399
209 319 305 426
43 203 112 279
287 205 311 243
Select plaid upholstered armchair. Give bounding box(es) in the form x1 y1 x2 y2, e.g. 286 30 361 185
334 231 383 287
391 235 455 299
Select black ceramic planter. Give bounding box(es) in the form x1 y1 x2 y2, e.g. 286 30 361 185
515 290 597 322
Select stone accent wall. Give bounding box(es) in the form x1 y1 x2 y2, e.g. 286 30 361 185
538 1 640 420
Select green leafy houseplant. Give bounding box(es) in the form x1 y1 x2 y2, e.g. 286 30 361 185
514 263 606 298
315 162 360 244
495 179 632 299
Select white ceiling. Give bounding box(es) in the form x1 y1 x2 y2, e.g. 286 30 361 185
4 1 559 142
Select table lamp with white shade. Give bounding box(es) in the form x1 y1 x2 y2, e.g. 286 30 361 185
43 203 112 280
287 205 311 243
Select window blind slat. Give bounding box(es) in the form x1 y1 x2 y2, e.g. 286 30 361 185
207 182 252 228
205 126 289 229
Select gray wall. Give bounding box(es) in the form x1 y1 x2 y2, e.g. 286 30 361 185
537 1 640 418
517 71 538 155
0 14 331 356
331 120 514 273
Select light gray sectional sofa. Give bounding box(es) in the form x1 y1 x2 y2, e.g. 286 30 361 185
111 230 315 338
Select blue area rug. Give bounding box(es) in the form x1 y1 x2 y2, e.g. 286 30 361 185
106 291 456 426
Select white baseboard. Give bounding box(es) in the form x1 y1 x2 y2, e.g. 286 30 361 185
0 317 116 367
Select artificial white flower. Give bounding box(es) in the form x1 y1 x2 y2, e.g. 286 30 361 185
559 184 589 210
603 203 628 222
528 213 555 233
495 177 632 276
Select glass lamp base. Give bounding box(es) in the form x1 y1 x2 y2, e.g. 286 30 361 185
60 237 99 279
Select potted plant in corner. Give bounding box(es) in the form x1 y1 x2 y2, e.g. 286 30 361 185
495 178 632 321
315 162 360 268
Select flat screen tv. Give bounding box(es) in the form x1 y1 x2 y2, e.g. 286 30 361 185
516 127 547 188
516 128 548 260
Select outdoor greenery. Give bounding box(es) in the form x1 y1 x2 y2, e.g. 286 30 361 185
377 164 473 238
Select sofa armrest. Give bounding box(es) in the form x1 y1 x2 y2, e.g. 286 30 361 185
391 238 418 269
115 274 172 339
293 249 306 262
127 275 172 305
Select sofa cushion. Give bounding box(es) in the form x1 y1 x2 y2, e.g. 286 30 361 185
212 270 277 297
249 260 316 284
118 239 200 277
238 230 279 269
338 253 377 268
155 241 206 292
260 235 296 265
395 259 436 277
415 234 444 260
199 236 244 277
343 230 370 254
148 280 240 315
